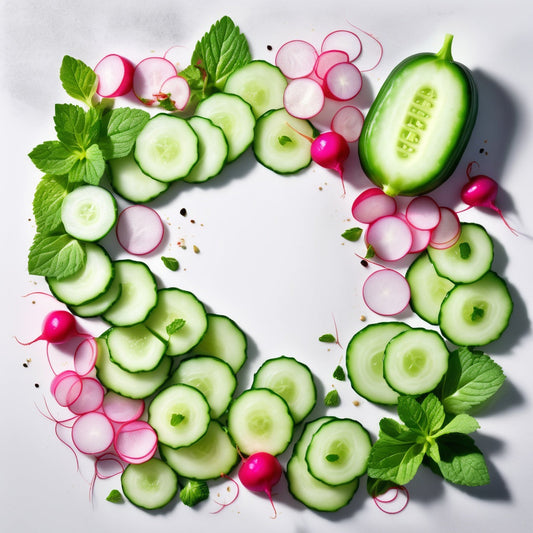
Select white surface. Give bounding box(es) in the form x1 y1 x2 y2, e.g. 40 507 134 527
1 0 533 531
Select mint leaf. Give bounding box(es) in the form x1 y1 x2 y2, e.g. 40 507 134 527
60 55 97 107
319 333 336 343
278 135 292 146
167 318 186 336
180 479 209 507
366 477 398 498
161 256 180 271
68 144 105 185
326 454 339 462
324 389 340 407
170 413 185 426
332 365 346 381
54 103 87 149
420 394 446 435
106 489 123 503
397 395 431 436
459 242 471 259
32 175 69 234
28 141 78 175
434 413 480 438
341 227 363 242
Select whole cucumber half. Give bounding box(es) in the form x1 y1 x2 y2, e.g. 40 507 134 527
358 34 477 196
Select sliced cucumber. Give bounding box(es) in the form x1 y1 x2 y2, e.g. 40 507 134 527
383 328 449 395
427 223 493 283
47 243 113 306
252 356 316 423
305 418 372 486
227 388 294 456
346 322 411 405
148 383 210 449
121 457 178 510
69 269 121 318
224 60 288 118
253 108 314 174
439 270 513 346
406 252 455 325
144 288 207 356
168 355 236 419
160 420 239 480
134 113 199 182
195 92 255 162
183 116 228 184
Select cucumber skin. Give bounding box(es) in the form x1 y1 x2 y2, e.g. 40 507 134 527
358 40 478 196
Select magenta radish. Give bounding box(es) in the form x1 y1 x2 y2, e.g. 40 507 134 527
351 188 397 224
314 50 350 79
324 62 362 101
132 56 178 106
321 30 362 61
71 412 115 455
102 391 145 424
366 215 413 261
156 75 190 111
114 420 158 464
275 39 318 79
283 78 325 119
94 54 134 98
362 269 411 316
51 370 83 407
405 196 441 231
73 337 97 377
428 207 461 249
68 377 105 415
330 105 364 143
116 205 165 255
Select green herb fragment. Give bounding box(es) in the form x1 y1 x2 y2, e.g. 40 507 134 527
60 55 97 107
324 389 340 407
319 333 336 343
365 245 375 258
278 135 293 146
326 454 339 462
333 365 346 381
470 306 485 321
180 479 209 507
459 242 471 259
32 175 69 234
106 489 124 503
171 413 185 426
341 227 363 242
161 256 180 271
167 318 186 335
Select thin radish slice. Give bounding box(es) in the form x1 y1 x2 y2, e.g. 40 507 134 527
72 412 115 455
405 196 441 231
283 78 325 119
73 336 97 377
275 40 318 79
102 391 145 424
397 212 432 253
163 44 190 70
116 205 165 256
68 377 105 415
51 370 83 407
352 188 397 224
366 215 413 261
429 207 461 249
94 54 135 98
114 420 158 464
324 62 362 101
331 105 364 143
363 269 411 316
156 75 190 111
314 50 349 79
321 30 362 62
132 56 178 106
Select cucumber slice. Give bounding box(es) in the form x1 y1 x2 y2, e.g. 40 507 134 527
439 270 513 346
227 388 294 456
406 252 455 325
168 356 237 419
427 223 494 283
346 322 411 405
195 92 255 162
183 116 228 183
47 243 113 306
305 418 372 486
134 114 199 182
160 420 239 480
121 457 178 510
144 288 208 356
61 185 117 242
383 328 449 395
253 108 314 174
102 260 158 326
69 268 121 318
148 384 210 449
224 60 288 118
252 356 316 423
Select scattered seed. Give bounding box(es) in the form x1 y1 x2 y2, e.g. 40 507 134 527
180 208 187 217
193 245 200 254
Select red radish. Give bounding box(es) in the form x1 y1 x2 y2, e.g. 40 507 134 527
366 215 413 261
94 54 134 98
71 412 115 455
362 269 411 316
68 377 105 415
314 50 349 79
405 196 441 231
330 105 364 143
132 56 178 106
400 214 432 253
102 391 145 424
351 188 397 224
311 131 350 194
275 39 318 79
321 30 362 62
156 75 190 111
73 337 97 377
324 62 362 101
116 205 165 255
238 452 282 518
51 370 83 407
114 420 158 464
428 207 461 249
283 78 325 119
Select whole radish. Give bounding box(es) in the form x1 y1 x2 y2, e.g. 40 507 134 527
16 310 87 345
311 131 350 194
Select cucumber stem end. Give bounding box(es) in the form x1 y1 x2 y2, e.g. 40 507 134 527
436 34 454 62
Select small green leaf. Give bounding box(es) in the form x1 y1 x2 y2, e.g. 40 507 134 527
319 333 336 343
28 141 78 175
278 135 292 146
106 489 123 503
434 413 480 438
171 413 185 426
68 144 106 185
161 256 180 271
470 306 485 321
60 55 97 107
167 318 186 336
324 389 340 407
32 175 69 234
326 454 339 462
459 242 471 259
332 365 346 381
341 227 363 242
365 244 375 258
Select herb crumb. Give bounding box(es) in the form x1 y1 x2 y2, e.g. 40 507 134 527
324 389 340 407
106 489 124 503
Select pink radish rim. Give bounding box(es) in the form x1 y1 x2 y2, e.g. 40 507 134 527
283 78 325 119
102 391 145 423
366 215 413 261
429 207 461 248
114 420 158 464
405 196 441 231
314 50 350 79
68 377 105 415
132 56 178 106
275 40 318 79
157 75 191 110
71 412 115 455
51 370 83 407
94 54 134 98
324 62 362 101
330 105 364 143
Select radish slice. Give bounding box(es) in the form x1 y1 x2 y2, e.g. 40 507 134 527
68 377 105 415
405 196 441 231
362 269 411 316
94 54 134 98
366 215 413 261
102 391 145 424
116 205 165 256
72 412 115 455
51 370 83 407
324 62 362 101
429 207 461 249
114 420 158 464
321 30 362 62
157 75 190 110
351 188 397 224
132 56 178 106
314 50 349 79
283 78 325 119
275 40 318 79
331 105 364 143
397 213 432 253
73 337 97 377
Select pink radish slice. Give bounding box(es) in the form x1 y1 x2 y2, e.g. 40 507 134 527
321 30 362 62
51 370 83 407
314 50 349 79
72 412 115 455
94 454 125 480
351 188 397 224
283 78 325 119
398 213 432 253
429 207 461 249
366 215 413 261
94 54 134 98
73 337 97 377
275 40 318 79
363 269 411 316
116 205 165 256
331 105 364 143
324 62 362 101
68 377 105 415
102 391 145 424
405 196 441 231
114 420 158 464
132 56 178 106
157 75 190 110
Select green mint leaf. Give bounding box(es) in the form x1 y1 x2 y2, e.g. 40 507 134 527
332 365 346 381
397 395 431 436
278 135 292 146
54 104 100 150
68 144 105 185
326 454 339 462
28 233 86 279
106 489 123 503
434 413 480 438
28 140 78 175
324 389 340 407
170 413 185 426
319 333 336 343
426 440 441 464
60 55 97 107
161 256 180 271
179 64 205 111
459 242 471 259
167 318 186 336
420 394 446 435
341 227 363 242
365 244 375 258
378 417 404 439
180 479 209 507
470 306 485 321
32 175 69 234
